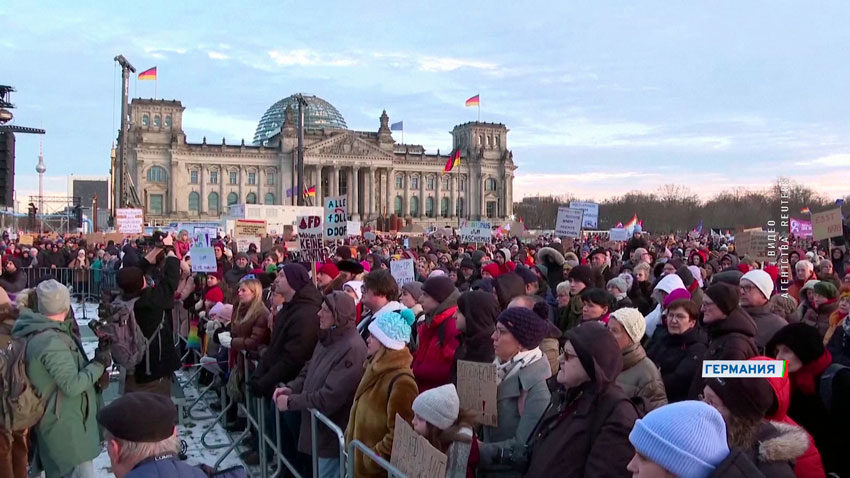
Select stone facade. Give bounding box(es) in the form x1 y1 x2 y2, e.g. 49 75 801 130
124 96 516 227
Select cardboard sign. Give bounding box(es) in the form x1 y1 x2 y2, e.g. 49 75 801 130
236 237 260 253
555 207 583 238
234 219 267 237
459 220 491 243
390 259 416 287
407 236 424 248
812 208 843 241
569 201 599 229
390 414 448 478
116 208 144 234
456 360 498 426
789 218 813 238
323 196 348 240
190 246 217 273
346 220 361 237
18 234 34 246
736 230 772 263
609 228 629 241
296 215 325 262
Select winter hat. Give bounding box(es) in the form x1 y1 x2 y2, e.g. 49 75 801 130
428 269 446 278
412 384 460 430
741 270 773 300
234 252 249 262
482 262 501 278
337 260 365 276
324 290 357 327
209 302 233 324
360 260 372 273
204 286 224 304
711 269 743 287
514 266 539 285
766 323 824 365
401 281 424 302
36 279 71 316
368 309 412 350
281 263 311 291
618 272 634 291
460 258 475 271
97 392 177 443
567 265 595 287
662 288 691 309
422 276 457 304
317 262 340 280
117 267 145 294
496 307 549 349
343 280 364 305
606 277 629 295
706 377 774 420
813 281 838 300
705 283 739 315
629 401 729 478
688 265 704 288
610 308 646 344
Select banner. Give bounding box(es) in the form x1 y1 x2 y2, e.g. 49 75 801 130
390 414 448 478
346 220 361 237
296 215 325 262
456 361 498 426
116 208 144 234
234 219 267 237
811 208 843 241
390 259 416 287
323 195 348 240
789 218 813 238
608 228 629 242
569 201 599 229
555 207 582 238
190 246 217 273
459 220 491 243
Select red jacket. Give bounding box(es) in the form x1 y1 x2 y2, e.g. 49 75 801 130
412 305 461 392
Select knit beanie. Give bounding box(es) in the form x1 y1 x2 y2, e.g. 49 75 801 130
705 377 774 420
205 286 224 304
741 270 774 300
482 263 501 278
281 263 311 291
663 288 691 309
813 281 838 300
711 270 743 287
117 267 145 294
606 277 629 295
343 280 364 305
209 302 233 323
36 280 71 316
368 309 412 350
629 401 729 478
514 266 539 285
766 323 824 365
567 265 595 287
401 281 424 302
422 276 457 304
317 262 340 280
610 308 646 343
705 283 739 315
412 384 459 430
460 258 475 271
497 307 549 349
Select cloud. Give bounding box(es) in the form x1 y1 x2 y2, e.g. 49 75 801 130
795 153 850 167
208 51 229 60
181 108 257 143
416 56 499 72
268 49 357 67
143 46 187 60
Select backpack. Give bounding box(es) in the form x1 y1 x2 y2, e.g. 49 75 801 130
819 362 850 412
99 296 165 375
0 329 64 432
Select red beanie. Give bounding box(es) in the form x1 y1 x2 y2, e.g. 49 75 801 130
205 286 224 304
482 262 502 278
318 262 339 280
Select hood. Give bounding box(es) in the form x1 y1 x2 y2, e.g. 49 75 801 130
756 422 809 464
654 273 685 294
536 247 565 266
290 283 323 308
428 289 460 322
493 272 526 309
457 290 499 338
709 307 757 339
11 309 63 338
751 356 790 419
720 253 740 268
565 321 622 388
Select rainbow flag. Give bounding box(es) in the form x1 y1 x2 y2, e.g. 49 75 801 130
624 214 638 229
465 94 480 107
443 149 461 173
800 206 811 214
138 66 157 80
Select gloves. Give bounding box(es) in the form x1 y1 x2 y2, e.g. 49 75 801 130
205 319 221 336
217 331 232 348
93 347 112 368
199 311 207 320
195 300 204 312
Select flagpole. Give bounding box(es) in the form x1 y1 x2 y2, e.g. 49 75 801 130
477 102 480 122
155 76 158 100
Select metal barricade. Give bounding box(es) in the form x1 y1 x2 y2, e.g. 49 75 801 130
309 409 347 478
346 440 407 478
21 266 118 319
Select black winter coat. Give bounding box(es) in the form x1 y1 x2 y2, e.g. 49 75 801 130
646 326 707 403
688 308 757 398
250 283 322 397
0 269 27 293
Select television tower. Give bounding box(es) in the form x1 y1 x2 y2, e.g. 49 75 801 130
36 139 45 215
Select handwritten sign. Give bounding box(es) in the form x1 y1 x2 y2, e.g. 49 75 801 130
234 219 267 237
456 360 499 426
18 234 34 246
190 247 217 273
570 201 599 229
323 196 348 240
236 237 260 253
736 230 772 263
116 208 144 234
390 414 447 478
390 259 416 288
296 215 325 262
346 220 361 237
789 218 813 238
555 207 583 238
609 228 629 242
459 220 491 243
812 208 843 241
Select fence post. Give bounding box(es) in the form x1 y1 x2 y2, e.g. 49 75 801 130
309 408 347 478
346 440 407 478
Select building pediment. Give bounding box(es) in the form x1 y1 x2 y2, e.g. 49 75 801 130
306 133 393 160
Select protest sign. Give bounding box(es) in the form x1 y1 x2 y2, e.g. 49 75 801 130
569 201 599 229
459 220 491 243
609 228 629 241
555 207 583 238
296 215 325 262
236 237 260 252
364 231 377 241
789 218 813 238
456 360 498 426
190 247 217 273
506 220 524 238
324 195 348 240
234 219 267 237
18 234 34 246
116 208 144 234
346 220 361 237
812 208 843 241
390 414 448 478
736 230 772 263
390 259 416 287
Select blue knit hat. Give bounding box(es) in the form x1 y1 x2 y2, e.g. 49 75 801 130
629 401 729 478
368 309 412 350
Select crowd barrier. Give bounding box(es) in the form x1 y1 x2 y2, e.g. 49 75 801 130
19 266 118 319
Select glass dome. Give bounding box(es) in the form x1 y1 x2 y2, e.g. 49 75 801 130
253 94 347 145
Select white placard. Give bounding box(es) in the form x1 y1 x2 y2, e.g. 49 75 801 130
555 207 583 238
236 237 260 252
390 259 416 287
459 220 491 243
570 201 599 229
116 208 144 234
609 228 629 241
190 246 217 273
296 215 325 262
324 196 348 240
346 220 361 237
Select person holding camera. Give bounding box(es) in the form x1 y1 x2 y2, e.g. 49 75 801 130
116 243 181 397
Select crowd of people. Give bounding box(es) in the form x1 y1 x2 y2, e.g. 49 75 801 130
0 224 849 478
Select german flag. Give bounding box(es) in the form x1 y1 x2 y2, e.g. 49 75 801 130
305 186 316 197
465 94 479 107
443 149 461 173
138 66 157 80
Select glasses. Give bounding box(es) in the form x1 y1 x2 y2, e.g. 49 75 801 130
702 301 716 309
493 326 510 337
739 284 755 294
666 313 690 322
558 347 577 362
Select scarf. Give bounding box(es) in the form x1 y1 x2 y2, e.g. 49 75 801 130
494 347 543 384
823 309 849 345
791 350 833 395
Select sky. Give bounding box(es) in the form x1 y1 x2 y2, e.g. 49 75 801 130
3 1 850 209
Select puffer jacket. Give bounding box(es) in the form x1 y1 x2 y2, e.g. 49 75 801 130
412 290 461 392
229 303 271 368
0 269 27 293
710 448 766 478
744 421 806 478
615 343 667 413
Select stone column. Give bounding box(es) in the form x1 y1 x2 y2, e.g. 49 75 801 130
219 170 224 214
258 168 264 204
366 167 375 218
450 174 456 218
238 167 244 204
315 166 323 201
403 172 410 216
199 165 206 215
435 173 442 218
351 167 360 219
507 173 513 217
480 175 486 219
387 167 395 216
419 173 425 218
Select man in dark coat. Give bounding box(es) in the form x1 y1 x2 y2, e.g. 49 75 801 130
0 257 27 293
590 248 615 283
739 270 787 353
122 241 141 269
